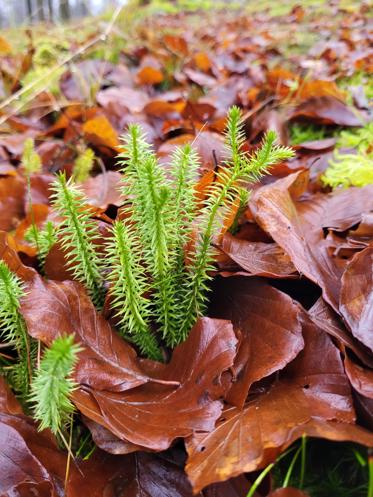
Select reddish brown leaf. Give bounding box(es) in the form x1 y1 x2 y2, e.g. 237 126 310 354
218 233 297 278
340 247 373 351
291 96 362 126
251 173 373 312
67 450 200 497
20 277 157 392
0 231 36 281
210 277 304 407
73 317 237 451
0 174 25 231
20 277 237 450
308 298 373 368
344 355 373 400
185 318 373 491
96 86 149 114
164 34 188 56
81 171 124 209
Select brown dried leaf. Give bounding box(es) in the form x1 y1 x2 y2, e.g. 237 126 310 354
210 277 304 407
73 317 237 451
340 247 373 351
185 318 373 491
218 233 297 278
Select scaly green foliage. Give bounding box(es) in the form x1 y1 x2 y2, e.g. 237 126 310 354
118 126 180 345
72 148 96 183
178 109 294 338
29 335 81 435
322 123 373 188
0 261 32 396
21 138 42 175
51 173 105 307
112 107 293 351
106 221 162 360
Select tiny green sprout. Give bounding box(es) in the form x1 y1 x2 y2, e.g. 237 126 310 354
72 148 96 183
30 335 82 435
22 138 42 175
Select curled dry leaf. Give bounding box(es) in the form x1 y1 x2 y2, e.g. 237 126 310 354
344 355 373 400
20 277 237 451
20 276 157 392
73 317 237 451
82 115 119 150
0 230 36 281
210 277 304 407
308 297 373 368
0 174 25 231
218 233 297 278
185 317 373 492
340 247 373 351
251 173 373 312
81 171 124 209
291 96 362 126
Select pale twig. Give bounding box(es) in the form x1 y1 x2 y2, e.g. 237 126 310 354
0 5 123 127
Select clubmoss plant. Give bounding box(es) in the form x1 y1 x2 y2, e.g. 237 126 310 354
0 261 33 396
51 173 105 308
28 107 293 358
113 107 294 350
29 335 81 435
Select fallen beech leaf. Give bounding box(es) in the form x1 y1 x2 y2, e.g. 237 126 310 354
20 278 236 451
137 66 164 85
291 96 362 126
194 52 212 72
344 355 373 400
210 277 304 407
218 233 297 278
0 175 25 231
251 173 373 312
68 450 203 497
0 377 67 497
164 34 188 55
82 115 119 150
20 277 156 392
29 174 55 206
184 68 216 88
158 131 228 170
0 35 12 55
308 298 373 368
296 80 346 102
60 60 115 101
186 318 373 491
96 86 149 114
81 171 124 209
0 231 36 282
144 99 185 117
340 247 373 351
73 317 237 451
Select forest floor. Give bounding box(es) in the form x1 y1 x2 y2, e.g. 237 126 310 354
0 1 372 496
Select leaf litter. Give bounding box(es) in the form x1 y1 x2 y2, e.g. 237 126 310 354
0 1 372 496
